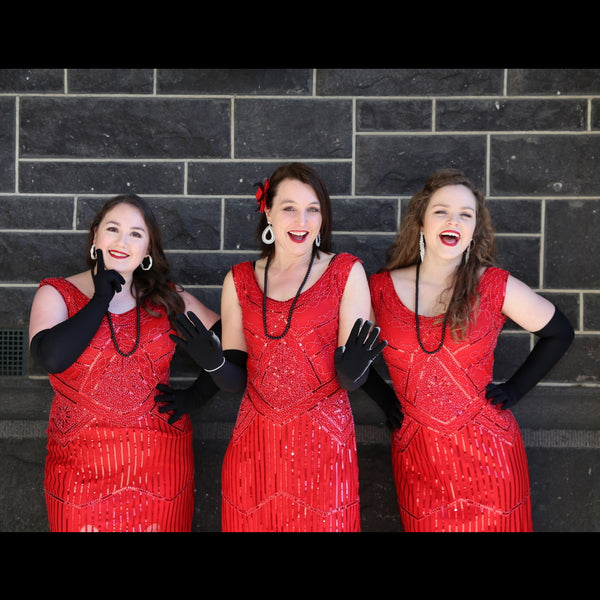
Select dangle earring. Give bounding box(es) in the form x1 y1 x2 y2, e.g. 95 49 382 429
464 240 473 264
262 223 275 244
141 254 153 271
419 232 425 262
315 233 321 247
90 244 97 261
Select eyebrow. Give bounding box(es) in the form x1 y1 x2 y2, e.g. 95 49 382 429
430 202 475 211
105 219 147 231
280 198 320 206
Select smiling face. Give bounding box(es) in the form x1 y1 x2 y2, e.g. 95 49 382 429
93 202 150 275
421 184 477 263
265 178 323 258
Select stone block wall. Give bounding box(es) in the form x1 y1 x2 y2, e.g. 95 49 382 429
0 68 598 421
1 68 599 532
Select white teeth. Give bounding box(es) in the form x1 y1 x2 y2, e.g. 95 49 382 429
442 231 459 237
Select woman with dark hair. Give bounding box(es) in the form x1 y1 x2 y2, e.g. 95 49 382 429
29 194 219 532
367 169 573 531
172 163 385 531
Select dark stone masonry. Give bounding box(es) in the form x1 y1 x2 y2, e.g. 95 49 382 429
0 68 597 532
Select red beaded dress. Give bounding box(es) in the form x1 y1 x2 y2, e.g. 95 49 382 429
221 253 361 532
370 267 533 532
41 278 195 532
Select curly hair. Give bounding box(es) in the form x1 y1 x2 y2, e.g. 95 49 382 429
383 169 498 339
86 194 185 329
255 162 333 258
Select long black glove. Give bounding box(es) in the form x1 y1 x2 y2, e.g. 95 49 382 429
156 372 219 424
30 249 125 374
156 350 248 423
171 311 247 393
334 319 388 391
155 320 223 423
486 307 574 410
361 367 404 430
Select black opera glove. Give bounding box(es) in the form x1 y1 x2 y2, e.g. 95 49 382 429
156 371 219 424
361 367 404 431
485 381 520 411
170 311 224 372
486 307 574 410
335 318 388 391
30 249 125 374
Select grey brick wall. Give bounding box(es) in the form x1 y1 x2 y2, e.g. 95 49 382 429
0 68 599 532
0 67 598 420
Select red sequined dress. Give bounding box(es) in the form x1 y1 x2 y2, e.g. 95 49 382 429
221 253 361 532
370 267 532 532
40 278 194 532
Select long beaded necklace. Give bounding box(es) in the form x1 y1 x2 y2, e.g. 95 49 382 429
262 249 316 340
106 304 141 357
414 261 451 354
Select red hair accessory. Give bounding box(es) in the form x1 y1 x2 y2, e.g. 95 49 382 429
255 178 270 213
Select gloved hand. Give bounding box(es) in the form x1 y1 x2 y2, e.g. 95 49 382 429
486 381 520 410
335 319 388 391
170 311 224 372
92 248 125 305
156 372 218 424
486 307 574 410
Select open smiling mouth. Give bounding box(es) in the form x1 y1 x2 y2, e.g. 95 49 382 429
108 250 130 259
288 231 309 243
439 230 461 247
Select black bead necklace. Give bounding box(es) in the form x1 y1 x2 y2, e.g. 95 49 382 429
414 261 451 354
106 304 141 357
262 249 316 340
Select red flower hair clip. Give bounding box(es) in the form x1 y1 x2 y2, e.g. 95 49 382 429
255 178 270 213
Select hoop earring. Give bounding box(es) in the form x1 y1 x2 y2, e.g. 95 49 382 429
419 232 425 262
464 240 474 264
141 255 153 271
90 244 97 261
262 223 275 245
315 233 321 247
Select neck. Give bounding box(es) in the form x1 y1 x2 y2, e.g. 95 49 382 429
268 248 316 271
418 257 460 286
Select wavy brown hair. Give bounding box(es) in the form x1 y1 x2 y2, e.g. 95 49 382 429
383 169 498 339
255 162 333 259
86 194 185 328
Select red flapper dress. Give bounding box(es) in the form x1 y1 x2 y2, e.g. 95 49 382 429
41 278 194 532
221 253 361 532
370 267 533 532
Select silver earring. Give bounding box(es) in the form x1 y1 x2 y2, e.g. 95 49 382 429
141 255 153 271
419 232 425 262
262 223 275 244
90 244 97 260
315 233 321 247
464 241 473 264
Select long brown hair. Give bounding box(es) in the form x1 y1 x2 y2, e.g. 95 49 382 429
86 194 185 328
255 162 333 259
383 169 498 339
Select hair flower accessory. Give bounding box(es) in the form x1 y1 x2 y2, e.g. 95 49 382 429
255 178 270 213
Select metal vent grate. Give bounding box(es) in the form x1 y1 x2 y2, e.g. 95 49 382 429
0 329 27 376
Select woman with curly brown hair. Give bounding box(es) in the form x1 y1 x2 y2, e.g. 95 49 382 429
29 194 219 532
367 169 573 531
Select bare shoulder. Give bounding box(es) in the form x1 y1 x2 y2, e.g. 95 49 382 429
65 271 94 298
389 265 416 287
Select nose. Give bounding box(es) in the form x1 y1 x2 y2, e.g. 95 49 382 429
116 231 128 246
447 211 460 225
295 210 307 226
